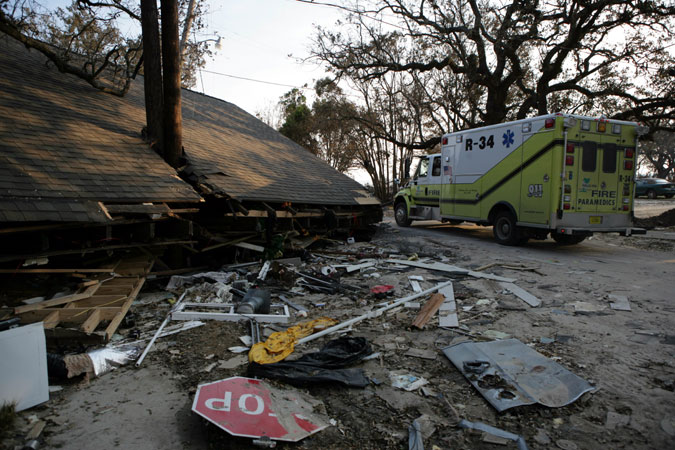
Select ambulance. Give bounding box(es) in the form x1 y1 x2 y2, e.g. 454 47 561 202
393 113 648 245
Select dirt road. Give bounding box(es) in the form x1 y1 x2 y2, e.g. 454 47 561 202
14 214 674 450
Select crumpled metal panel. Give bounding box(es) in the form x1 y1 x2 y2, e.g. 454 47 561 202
443 338 593 412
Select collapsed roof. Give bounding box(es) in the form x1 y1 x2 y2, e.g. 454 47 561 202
0 33 380 225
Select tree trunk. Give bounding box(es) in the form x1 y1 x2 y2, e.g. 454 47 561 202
140 0 163 147
161 0 183 168
179 0 197 59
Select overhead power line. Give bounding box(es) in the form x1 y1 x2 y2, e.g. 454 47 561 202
200 69 315 91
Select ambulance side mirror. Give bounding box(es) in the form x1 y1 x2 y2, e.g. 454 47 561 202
404 158 412 179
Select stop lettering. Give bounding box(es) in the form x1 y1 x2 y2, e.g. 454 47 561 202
192 376 328 442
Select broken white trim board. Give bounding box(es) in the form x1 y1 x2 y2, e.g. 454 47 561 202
608 294 631 311
438 283 459 328
386 259 515 283
0 323 49 411
409 276 423 293
498 282 542 307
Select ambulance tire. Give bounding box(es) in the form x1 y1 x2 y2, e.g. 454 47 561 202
551 233 586 245
493 211 522 246
395 202 412 227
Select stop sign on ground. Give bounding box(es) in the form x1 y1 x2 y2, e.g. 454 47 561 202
192 376 329 442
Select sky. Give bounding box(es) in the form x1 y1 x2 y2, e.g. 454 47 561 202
193 0 344 119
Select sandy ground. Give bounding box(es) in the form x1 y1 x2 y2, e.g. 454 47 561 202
3 201 674 450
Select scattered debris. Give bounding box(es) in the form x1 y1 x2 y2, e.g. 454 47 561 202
438 283 458 328
249 337 370 387
405 348 437 360
572 302 607 315
390 372 428 391
458 419 529 450
443 338 593 412
608 294 631 311
498 282 542 307
412 293 446 329
408 418 424 450
249 317 338 364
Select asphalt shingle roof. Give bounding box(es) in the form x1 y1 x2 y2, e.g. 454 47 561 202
0 33 378 224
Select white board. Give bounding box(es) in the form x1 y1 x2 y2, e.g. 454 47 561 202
0 323 49 411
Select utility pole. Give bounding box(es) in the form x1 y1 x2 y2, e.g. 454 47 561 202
160 0 183 168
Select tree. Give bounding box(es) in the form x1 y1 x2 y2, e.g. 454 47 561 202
0 0 142 96
0 0 212 92
641 130 675 180
278 88 318 154
310 0 675 150
311 78 360 172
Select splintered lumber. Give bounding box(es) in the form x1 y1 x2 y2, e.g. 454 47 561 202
15 255 153 342
412 293 447 329
498 282 542 307
14 283 100 314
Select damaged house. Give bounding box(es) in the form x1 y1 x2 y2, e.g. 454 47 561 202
0 32 380 343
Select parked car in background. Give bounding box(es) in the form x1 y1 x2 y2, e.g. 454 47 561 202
635 178 675 199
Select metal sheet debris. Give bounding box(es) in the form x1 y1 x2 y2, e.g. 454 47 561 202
192 376 329 442
498 282 542 307
443 339 593 412
172 302 290 323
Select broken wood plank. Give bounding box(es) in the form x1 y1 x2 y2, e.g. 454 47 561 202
412 293 447 329
498 282 542 307
14 283 101 315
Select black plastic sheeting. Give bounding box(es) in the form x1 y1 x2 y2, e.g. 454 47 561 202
248 336 371 387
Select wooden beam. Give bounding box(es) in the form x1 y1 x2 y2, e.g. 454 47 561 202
80 309 102 334
42 311 60 329
14 283 101 314
22 308 121 324
104 277 146 341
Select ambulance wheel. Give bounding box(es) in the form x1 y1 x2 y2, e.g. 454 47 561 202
551 233 586 245
395 202 412 227
493 211 521 246
647 189 656 199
